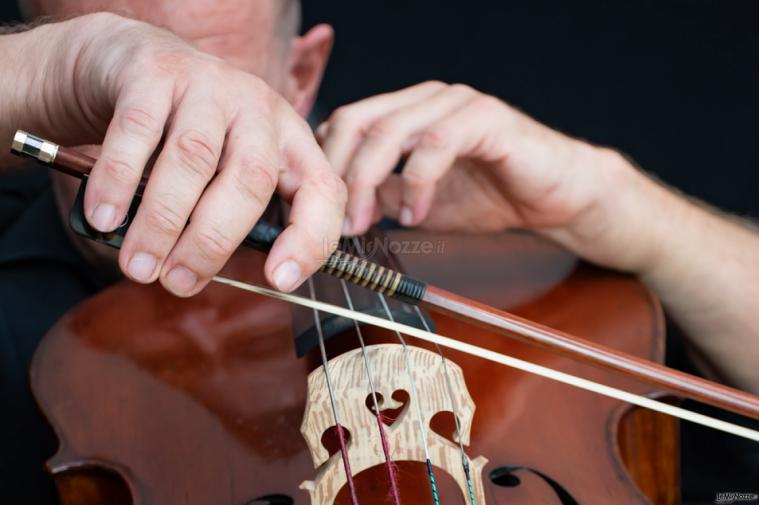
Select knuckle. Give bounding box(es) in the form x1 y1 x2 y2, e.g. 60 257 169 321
120 107 162 139
175 129 220 181
402 168 433 187
230 155 278 207
473 94 503 111
418 126 451 150
101 157 139 185
193 224 236 262
364 118 395 140
316 170 348 204
144 198 186 236
419 80 446 92
329 106 358 129
344 174 365 192
449 83 476 96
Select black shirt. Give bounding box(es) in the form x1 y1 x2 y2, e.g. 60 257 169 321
0 167 111 504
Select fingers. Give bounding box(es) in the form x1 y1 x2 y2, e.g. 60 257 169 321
118 91 227 290
265 114 346 292
319 82 482 235
343 84 478 233
84 81 172 232
157 116 280 296
400 96 503 225
317 81 446 179
73 21 347 297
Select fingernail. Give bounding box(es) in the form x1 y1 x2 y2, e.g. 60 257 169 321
399 206 413 226
127 252 157 282
91 203 116 231
165 266 197 296
342 217 352 236
272 260 302 292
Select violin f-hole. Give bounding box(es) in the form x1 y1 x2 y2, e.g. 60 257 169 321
489 465 580 505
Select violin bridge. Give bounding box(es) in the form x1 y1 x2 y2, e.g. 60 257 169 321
299 343 488 504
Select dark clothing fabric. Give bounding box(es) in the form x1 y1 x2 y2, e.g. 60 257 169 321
0 168 111 504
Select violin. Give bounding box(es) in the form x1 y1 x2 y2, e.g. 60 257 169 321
12 131 759 504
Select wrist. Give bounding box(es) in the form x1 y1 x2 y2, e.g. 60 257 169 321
44 13 131 144
13 13 137 148
0 23 65 150
597 149 691 277
2 16 101 147
553 146 673 274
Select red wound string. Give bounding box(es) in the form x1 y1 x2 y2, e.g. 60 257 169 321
377 413 402 504
336 276 402 504
308 279 361 505
335 423 360 504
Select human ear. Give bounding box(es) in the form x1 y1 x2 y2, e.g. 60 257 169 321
284 23 334 117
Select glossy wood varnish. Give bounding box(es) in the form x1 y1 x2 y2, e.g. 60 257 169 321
32 230 677 505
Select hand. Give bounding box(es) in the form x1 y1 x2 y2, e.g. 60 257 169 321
317 81 661 273
34 13 345 295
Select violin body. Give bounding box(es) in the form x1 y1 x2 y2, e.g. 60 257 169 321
31 230 678 505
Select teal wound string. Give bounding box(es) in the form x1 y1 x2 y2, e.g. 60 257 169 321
383 242 477 504
413 304 477 505
352 238 441 505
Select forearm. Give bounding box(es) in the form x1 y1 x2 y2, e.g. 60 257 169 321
547 149 759 392
638 185 759 393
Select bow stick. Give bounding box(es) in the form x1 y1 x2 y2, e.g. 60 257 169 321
11 130 759 422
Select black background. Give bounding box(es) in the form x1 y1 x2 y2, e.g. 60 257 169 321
2 1 758 503
301 0 759 218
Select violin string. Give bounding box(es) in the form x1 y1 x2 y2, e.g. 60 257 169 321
350 238 440 504
211 275 759 443
307 278 361 505
338 278 402 505
412 305 477 505
376 293 441 505
382 248 477 505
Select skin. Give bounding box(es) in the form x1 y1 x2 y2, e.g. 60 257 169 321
318 81 759 394
2 0 344 297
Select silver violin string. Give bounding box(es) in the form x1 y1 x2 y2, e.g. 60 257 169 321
376 293 442 505
352 240 431 460
309 278 342 426
376 294 433 461
337 277 402 505
338 278 383 420
412 304 477 505
381 245 477 504
307 278 360 505
351 238 441 505
211 274 759 443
